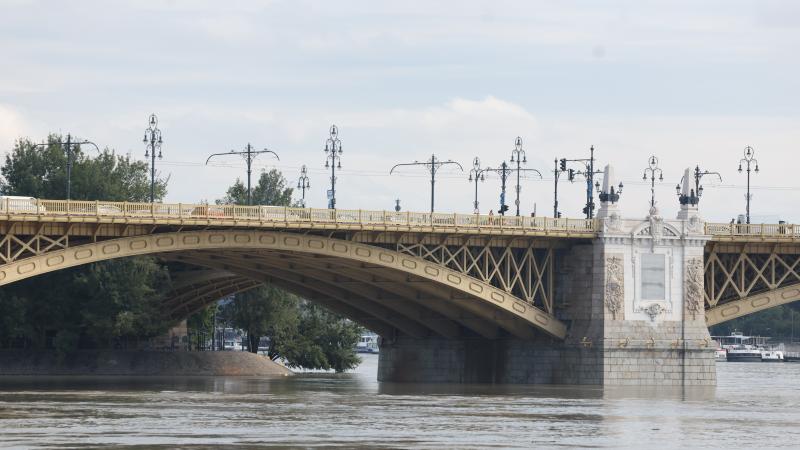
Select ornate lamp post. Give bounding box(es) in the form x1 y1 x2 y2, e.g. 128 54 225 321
595 179 624 204
468 157 490 214
510 136 542 216
675 165 722 206
642 155 664 209
297 165 311 207
206 144 279 205
143 114 163 203
324 125 343 209
738 146 760 224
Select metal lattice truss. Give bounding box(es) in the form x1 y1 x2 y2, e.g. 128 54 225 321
705 243 800 325
395 240 554 315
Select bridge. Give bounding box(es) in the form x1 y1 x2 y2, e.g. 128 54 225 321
1 183 798 386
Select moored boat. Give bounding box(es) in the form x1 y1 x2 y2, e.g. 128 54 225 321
726 345 763 362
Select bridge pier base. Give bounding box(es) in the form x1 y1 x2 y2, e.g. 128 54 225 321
379 206 718 386
377 333 714 386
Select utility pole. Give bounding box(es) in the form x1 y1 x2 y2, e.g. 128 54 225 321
297 165 311 207
554 158 564 218
468 157 491 214
509 136 542 216
142 114 164 203
324 125 343 209
676 165 722 206
206 144 279 205
738 146 760 224
560 146 602 219
642 155 664 209
486 162 513 216
390 154 463 213
32 134 99 200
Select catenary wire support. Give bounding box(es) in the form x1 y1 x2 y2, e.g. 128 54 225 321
391 154 463 213
206 144 280 205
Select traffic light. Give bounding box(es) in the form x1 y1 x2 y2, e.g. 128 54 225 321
568 169 575 181
499 204 509 215
559 158 567 171
557 212 562 218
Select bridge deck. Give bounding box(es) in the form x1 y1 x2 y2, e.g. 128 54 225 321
1 198 798 242
0 198 596 238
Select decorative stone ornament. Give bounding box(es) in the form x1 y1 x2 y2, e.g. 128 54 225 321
685 257 704 320
642 303 664 321
604 255 624 319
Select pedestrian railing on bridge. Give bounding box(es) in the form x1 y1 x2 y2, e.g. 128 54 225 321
0 197 597 236
705 222 800 240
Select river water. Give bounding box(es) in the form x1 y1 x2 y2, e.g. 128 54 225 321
1 356 799 449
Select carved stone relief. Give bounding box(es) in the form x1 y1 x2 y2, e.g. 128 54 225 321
642 303 664 322
685 257 704 320
605 255 624 319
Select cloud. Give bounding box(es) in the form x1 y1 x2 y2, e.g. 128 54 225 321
0 105 30 152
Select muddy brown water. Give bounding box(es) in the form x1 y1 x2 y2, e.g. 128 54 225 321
1 355 799 448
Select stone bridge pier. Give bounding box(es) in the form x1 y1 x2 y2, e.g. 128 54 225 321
378 166 716 386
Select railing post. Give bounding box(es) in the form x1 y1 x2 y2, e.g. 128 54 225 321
179 203 183 219
406 211 410 226
66 199 70 215
358 209 362 223
96 200 99 217
151 202 155 218
382 210 386 225
284 206 288 222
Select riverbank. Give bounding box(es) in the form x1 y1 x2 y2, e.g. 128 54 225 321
0 350 294 376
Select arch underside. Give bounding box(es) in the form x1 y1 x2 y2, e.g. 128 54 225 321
706 284 800 326
705 244 800 325
0 231 567 340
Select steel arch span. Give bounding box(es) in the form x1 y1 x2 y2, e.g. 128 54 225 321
0 230 567 339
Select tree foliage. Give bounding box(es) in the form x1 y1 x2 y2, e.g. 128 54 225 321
0 135 172 352
218 169 293 206
1 135 167 201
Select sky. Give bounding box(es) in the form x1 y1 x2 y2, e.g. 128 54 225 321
2 0 800 222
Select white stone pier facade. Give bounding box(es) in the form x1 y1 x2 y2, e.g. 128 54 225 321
379 165 716 386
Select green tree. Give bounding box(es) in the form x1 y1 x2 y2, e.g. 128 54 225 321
0 135 173 353
219 285 298 356
1 135 167 201
218 169 293 206
278 302 362 372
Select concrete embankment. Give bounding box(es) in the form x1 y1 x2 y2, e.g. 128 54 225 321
0 350 294 376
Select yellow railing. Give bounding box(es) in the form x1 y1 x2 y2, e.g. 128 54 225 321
706 222 799 239
0 198 598 235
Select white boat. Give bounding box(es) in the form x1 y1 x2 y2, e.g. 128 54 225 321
761 350 784 362
725 345 762 362
714 348 727 362
356 333 379 354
